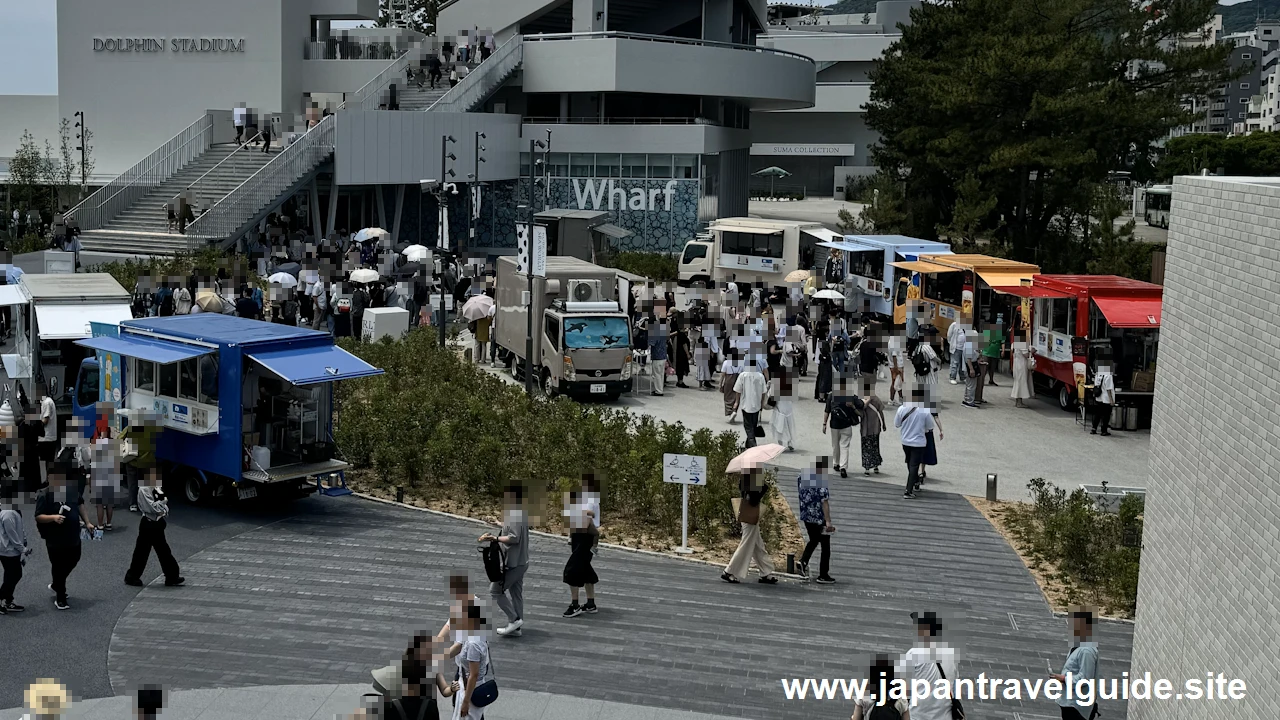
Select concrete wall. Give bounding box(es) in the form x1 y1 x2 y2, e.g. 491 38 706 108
756 31 897 62
519 122 750 154
302 59 395 94
334 110 522 185
777 82 870 114
750 111 875 156
1128 175 1280 720
521 36 814 110
0 96 61 158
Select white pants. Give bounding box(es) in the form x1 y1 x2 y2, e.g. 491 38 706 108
830 426 853 469
725 521 774 579
649 358 666 394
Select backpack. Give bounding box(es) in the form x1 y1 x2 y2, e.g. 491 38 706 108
157 289 175 317
336 297 352 314
480 539 505 583
911 346 933 376
830 398 859 427
866 700 903 720
282 299 299 324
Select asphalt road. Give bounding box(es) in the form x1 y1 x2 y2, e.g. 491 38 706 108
1 497 308 709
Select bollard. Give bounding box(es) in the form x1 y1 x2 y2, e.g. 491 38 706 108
396 486 405 504
986 473 998 502
786 553 796 575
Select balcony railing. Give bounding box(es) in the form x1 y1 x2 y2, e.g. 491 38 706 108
305 39 414 61
523 30 816 65
66 113 215 232
184 115 335 248
340 41 426 111
428 34 524 113
522 116 712 125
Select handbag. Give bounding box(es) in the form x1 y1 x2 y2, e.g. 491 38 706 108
935 662 965 720
469 651 498 707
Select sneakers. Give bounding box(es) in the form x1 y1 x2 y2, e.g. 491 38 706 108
496 619 524 636
903 491 917 499
2 601 23 613
949 379 958 385
873 467 880 475
54 599 71 610
757 575 779 585
797 560 810 579
864 469 871 476
124 577 144 587
1090 429 1097 435
129 505 139 513
164 577 186 587
562 603 584 618
1100 431 1112 437
839 467 848 479
815 576 837 585
103 524 113 531
962 401 978 408
583 600 598 614
720 571 740 584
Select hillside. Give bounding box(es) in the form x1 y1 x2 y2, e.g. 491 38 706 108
1219 0 1280 33
825 0 879 15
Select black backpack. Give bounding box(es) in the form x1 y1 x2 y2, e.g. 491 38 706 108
911 346 933 376
830 398 860 427
480 539 505 583
867 700 903 720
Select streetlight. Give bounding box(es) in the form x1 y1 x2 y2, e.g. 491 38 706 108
73 111 88 193
466 131 486 252
523 135 549 395
437 134 457 347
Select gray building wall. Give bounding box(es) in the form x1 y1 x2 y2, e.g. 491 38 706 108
1128 175 1280 720
1225 45 1261 127
0 96 60 164
333 110 522 185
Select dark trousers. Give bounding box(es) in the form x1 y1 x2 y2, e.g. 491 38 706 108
47 543 81 603
0 554 22 602
126 518 180 582
743 410 760 448
974 360 988 402
800 522 830 578
903 445 925 493
1060 705 1097 720
985 356 1000 383
1092 403 1112 433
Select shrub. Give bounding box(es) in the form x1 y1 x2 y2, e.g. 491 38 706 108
599 250 679 282
10 232 50 256
335 328 765 549
87 247 246 291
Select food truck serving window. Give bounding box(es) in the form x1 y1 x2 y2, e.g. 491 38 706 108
926 272 965 306
246 343 383 385
722 230 783 259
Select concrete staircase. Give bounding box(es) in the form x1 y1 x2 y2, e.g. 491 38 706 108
78 143 275 255
397 82 451 111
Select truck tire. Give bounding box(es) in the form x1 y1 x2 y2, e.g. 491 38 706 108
182 473 206 504
689 276 710 289
1057 382 1076 412
541 369 557 398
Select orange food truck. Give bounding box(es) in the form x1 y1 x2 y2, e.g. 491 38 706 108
1000 275 1161 416
891 254 1041 343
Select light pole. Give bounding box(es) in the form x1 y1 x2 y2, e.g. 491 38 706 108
438 134 457 348
466 131 486 253
73 111 88 195
523 137 546 395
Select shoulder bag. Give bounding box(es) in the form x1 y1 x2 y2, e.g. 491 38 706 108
935 662 965 720
469 648 499 707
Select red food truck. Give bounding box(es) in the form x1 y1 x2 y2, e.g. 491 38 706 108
1001 275 1161 414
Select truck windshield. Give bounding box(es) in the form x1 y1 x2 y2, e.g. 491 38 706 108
563 317 630 349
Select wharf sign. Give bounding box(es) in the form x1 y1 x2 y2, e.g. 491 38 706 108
573 179 679 212
93 37 246 53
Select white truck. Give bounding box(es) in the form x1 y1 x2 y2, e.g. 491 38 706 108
0 273 134 407
676 217 843 288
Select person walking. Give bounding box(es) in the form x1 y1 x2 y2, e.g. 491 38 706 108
561 476 600 618
945 318 965 384
734 360 767 448
1010 340 1034 408
1051 609 1099 720
796 459 835 584
124 473 183 588
37 384 58 484
478 484 528 638
860 393 885 476
770 371 796 451
427 53 443 88
721 469 777 584
34 463 94 609
647 318 669 396
450 603 496 720
814 333 834 403
672 318 693 389
87 428 117 531
895 391 936 500
1091 363 1115 436
1 490 32 614
982 321 1004 387
903 611 960 720
961 331 980 409
857 327 884 397
823 380 863 478
887 333 906 405
720 349 742 423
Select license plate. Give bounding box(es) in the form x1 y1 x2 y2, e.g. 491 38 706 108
590 384 606 394
237 486 259 500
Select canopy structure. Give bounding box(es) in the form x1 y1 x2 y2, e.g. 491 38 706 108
709 224 782 236
976 269 1037 290
817 239 879 253
890 260 960 274
247 344 384 385
75 335 214 364
1093 296 1162 328
34 304 134 340
991 285 1072 299
592 223 632 240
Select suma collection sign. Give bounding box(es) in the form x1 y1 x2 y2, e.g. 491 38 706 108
93 37 246 53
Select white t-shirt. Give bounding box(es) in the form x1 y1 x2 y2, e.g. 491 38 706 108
454 633 494 688
734 371 768 413
39 396 57 443
233 107 247 126
895 403 936 447
888 335 906 367
1095 370 1116 404
902 645 958 720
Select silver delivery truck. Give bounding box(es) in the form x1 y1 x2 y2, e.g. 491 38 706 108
494 256 634 400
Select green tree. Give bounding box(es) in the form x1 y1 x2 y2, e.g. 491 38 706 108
1085 185 1158 281
937 172 1001 246
866 0 1233 269
376 0 438 35
7 130 46 214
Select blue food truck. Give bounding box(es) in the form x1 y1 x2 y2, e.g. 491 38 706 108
71 314 383 503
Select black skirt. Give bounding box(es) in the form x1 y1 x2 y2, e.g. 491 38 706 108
563 531 599 588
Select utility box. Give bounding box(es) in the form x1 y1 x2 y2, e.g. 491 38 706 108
362 306 411 342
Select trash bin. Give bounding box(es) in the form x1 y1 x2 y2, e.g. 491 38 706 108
1125 406 1138 431
1111 404 1124 429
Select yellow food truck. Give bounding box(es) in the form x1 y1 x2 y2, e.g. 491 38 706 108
891 254 1040 341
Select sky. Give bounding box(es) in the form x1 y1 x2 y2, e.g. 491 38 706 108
0 0 1257 96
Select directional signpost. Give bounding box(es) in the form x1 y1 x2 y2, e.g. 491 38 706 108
662 453 707 554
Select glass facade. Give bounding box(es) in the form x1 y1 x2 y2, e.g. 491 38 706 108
519 153 701 179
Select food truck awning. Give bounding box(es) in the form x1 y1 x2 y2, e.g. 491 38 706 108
247 344 385 385
0 286 28 307
592 223 632 240
975 269 1037 290
817 239 879 253
990 285 1072 299
75 335 214 364
35 303 134 340
890 260 960 273
1093 296 1162 328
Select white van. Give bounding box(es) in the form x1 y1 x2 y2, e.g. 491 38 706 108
677 218 842 287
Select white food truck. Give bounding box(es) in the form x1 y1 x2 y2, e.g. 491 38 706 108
676 218 843 288
815 235 952 319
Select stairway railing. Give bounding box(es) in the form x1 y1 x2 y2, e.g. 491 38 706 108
183 131 264 214
183 115 336 248
428 34 523 113
66 113 214 231
341 40 426 111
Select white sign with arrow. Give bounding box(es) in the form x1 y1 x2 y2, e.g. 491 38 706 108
663 453 707 554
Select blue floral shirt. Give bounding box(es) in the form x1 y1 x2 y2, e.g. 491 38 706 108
796 470 830 525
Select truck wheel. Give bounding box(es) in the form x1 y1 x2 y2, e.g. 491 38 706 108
541 369 557 398
690 276 710 289
1057 382 1076 412
183 473 206 504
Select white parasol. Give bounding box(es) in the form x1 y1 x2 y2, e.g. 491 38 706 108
401 244 432 262
813 288 845 300
267 272 299 288
350 268 380 284
354 227 390 243
461 294 495 321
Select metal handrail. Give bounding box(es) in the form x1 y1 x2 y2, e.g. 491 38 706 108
184 115 336 247
340 40 427 111
523 30 816 64
522 116 710 125
428 34 524 113
183 131 264 211
66 113 213 231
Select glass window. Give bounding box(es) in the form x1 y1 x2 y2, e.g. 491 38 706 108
570 154 594 177
681 243 708 263
1050 298 1073 334
519 152 530 178
622 154 647 178
563 316 630 349
648 154 672 179
178 358 198 401
673 154 697 179
848 250 886 280
924 272 964 306
198 354 219 405
1241 82 1251 89
76 363 99 409
595 154 621 178
136 360 155 393
544 315 561 351
158 362 177 397
547 153 569 177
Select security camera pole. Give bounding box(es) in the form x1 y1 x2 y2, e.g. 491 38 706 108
439 134 457 348
523 133 551 395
